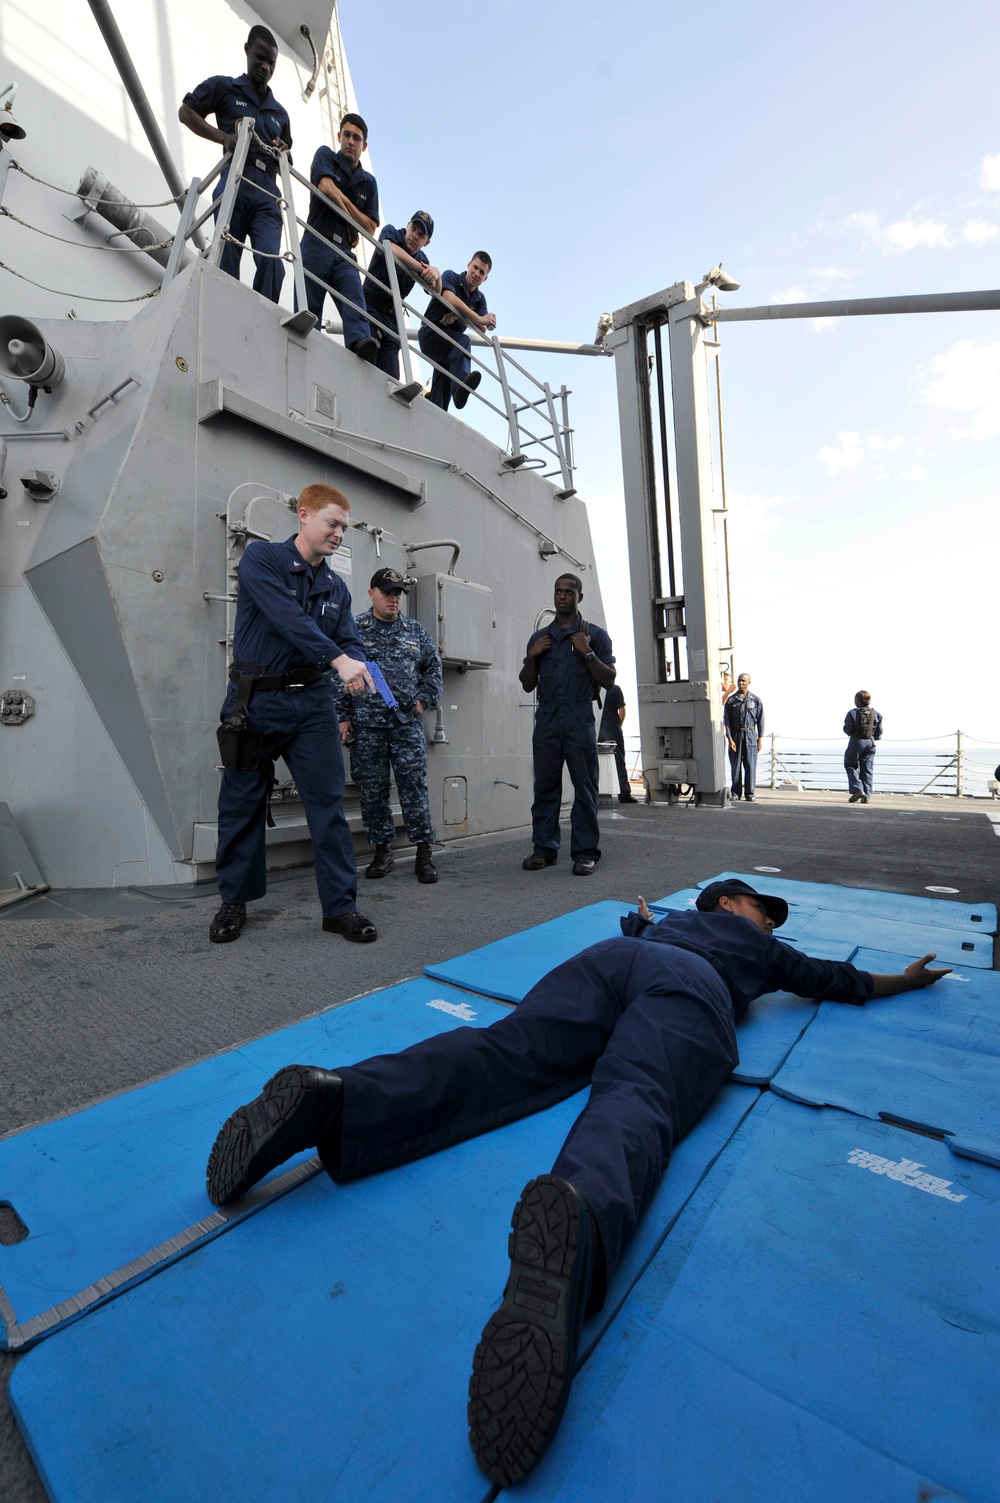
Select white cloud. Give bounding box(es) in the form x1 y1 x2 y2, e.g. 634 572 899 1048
846 210 998 253
818 432 905 474
918 340 1000 441
875 464 925 483
848 212 950 252
980 153 1000 192
963 217 999 246
727 491 791 535
818 432 864 473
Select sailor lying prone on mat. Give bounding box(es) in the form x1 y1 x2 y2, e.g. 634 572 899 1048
205 876 949 1487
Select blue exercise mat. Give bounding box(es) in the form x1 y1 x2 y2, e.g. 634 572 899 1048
851 948 1000 1056
515 1097 998 1503
792 907 994 968
700 870 998 934
730 990 818 1085
0 978 511 1351
10 1086 757 1503
771 955 1000 1166
424 900 645 1000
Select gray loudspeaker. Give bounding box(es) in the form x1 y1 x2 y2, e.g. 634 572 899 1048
0 316 65 389
0 107 26 141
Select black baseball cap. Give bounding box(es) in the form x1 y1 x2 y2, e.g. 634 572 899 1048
370 567 410 593
410 210 434 238
696 879 788 928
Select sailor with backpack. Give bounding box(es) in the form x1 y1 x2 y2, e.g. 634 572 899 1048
844 689 883 803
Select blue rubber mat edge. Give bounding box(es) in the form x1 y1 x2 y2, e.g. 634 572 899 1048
0 979 511 1353
0 1155 323 1354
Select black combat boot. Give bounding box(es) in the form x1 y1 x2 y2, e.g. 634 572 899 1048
414 843 438 883
469 1176 595 1485
365 844 395 879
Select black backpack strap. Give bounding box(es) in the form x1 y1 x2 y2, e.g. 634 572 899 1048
578 617 603 704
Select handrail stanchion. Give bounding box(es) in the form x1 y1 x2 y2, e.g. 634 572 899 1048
382 240 423 403
162 177 201 285
493 335 526 469
957 728 964 796
276 148 316 335
206 116 254 267
559 385 574 474
770 731 776 789
542 381 576 497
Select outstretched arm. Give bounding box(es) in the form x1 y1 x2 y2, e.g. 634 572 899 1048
868 954 951 996
768 938 948 1006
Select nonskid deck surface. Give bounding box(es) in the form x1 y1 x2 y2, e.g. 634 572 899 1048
1 794 998 1503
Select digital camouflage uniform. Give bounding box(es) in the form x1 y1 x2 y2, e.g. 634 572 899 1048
337 609 443 846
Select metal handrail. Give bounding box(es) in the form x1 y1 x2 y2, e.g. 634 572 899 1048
758 732 998 797
162 118 576 489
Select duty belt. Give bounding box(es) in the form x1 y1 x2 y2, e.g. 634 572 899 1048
230 662 326 694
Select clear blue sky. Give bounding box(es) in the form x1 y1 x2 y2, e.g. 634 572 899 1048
342 0 999 742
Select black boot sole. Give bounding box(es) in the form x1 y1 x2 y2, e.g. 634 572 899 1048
468 1175 592 1486
205 1065 341 1206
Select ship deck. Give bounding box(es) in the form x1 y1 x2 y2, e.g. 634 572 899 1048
1 790 998 1501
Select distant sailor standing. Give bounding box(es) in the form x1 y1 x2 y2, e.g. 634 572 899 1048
210 484 378 946
724 673 765 802
844 689 882 803
180 26 291 304
337 569 444 884
597 682 638 804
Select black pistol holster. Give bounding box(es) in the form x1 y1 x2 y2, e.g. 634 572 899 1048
216 671 268 772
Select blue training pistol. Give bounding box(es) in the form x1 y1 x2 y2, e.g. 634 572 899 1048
365 661 398 709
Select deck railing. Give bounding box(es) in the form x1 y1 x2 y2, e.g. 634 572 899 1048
613 733 1000 799
759 733 999 799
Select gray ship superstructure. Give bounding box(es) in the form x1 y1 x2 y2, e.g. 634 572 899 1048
0 1 603 895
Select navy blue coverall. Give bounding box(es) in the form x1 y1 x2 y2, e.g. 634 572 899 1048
843 706 883 798
364 225 431 377
723 689 765 798
526 614 614 864
299 147 379 345
215 536 366 920
598 682 631 798
182 74 291 303
325 910 873 1301
418 269 487 411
